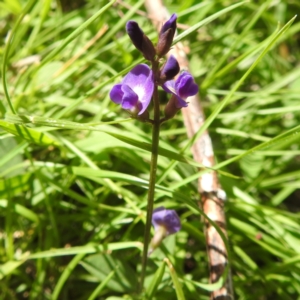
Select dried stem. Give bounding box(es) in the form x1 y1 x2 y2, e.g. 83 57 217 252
144 1 234 299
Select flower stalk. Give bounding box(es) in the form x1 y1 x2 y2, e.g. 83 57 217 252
109 13 198 294
140 69 160 290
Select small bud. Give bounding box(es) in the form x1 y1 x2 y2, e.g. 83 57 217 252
157 14 177 57
126 21 143 51
142 35 156 61
160 14 177 37
126 21 156 61
159 55 180 82
157 28 174 57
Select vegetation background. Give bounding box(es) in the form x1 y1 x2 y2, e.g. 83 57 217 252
1 0 300 299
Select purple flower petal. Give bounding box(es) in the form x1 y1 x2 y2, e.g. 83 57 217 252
126 21 144 52
160 14 177 37
157 14 177 57
161 55 180 80
121 84 138 110
152 206 181 235
162 80 176 94
109 64 154 115
163 81 187 108
176 72 199 99
122 64 154 114
175 96 188 108
187 81 199 96
109 84 123 104
163 71 198 108
126 21 156 61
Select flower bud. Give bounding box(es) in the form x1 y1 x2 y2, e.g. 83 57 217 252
160 14 177 37
159 55 180 82
157 14 177 57
142 35 156 61
157 28 174 57
126 21 156 61
126 21 143 51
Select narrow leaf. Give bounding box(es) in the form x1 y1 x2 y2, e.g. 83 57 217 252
0 120 58 145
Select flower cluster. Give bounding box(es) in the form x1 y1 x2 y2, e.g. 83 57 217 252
148 206 181 255
109 14 198 120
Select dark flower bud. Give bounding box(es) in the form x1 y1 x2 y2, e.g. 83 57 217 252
142 35 156 61
126 21 156 61
157 14 177 57
160 14 177 37
126 21 143 51
157 28 174 57
160 55 180 82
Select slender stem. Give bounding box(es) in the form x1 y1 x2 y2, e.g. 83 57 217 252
1 0 36 116
140 61 161 292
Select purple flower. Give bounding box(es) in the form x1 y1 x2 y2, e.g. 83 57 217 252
110 64 154 115
149 206 181 255
163 71 199 108
152 206 181 235
160 55 180 81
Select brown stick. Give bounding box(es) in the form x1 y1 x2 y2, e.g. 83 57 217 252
144 1 233 299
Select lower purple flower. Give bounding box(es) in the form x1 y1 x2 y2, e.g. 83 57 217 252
110 64 154 115
152 206 181 235
163 71 199 108
149 206 181 255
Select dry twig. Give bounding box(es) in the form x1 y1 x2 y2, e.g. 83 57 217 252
144 1 234 299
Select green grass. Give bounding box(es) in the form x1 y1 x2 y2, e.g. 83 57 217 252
1 0 300 299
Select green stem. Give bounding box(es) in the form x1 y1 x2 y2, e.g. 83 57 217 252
140 61 161 292
2 0 36 115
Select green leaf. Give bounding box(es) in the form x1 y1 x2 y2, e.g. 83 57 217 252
0 173 32 198
0 260 26 280
185 276 225 292
0 120 59 145
4 114 239 179
0 199 39 224
0 138 26 177
39 0 118 68
146 260 166 299
164 258 186 300
174 1 247 44
81 254 138 293
27 242 142 259
87 269 116 300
